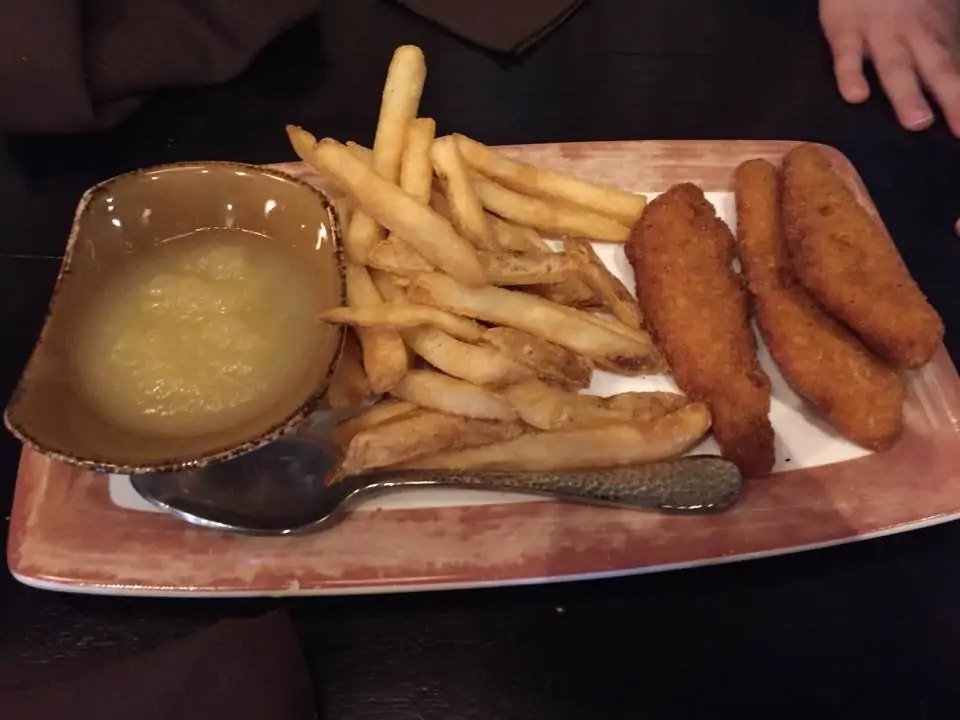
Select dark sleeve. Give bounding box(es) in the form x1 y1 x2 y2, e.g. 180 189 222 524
0 0 317 134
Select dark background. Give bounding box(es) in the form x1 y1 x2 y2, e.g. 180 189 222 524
1 0 959 717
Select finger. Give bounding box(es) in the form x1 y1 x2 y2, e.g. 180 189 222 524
908 28 960 137
827 28 871 103
868 29 934 130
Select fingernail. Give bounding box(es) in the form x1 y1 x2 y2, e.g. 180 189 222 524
904 112 934 130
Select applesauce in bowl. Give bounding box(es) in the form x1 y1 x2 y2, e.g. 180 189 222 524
5 161 345 474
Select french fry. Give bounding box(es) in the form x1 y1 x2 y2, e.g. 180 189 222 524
372 45 427 185
307 139 486 287
346 142 372 163
503 380 688 430
330 399 418 448
319 304 485 342
401 402 712 471
481 327 593 390
478 250 573 285
341 409 526 474
403 329 534 386
346 263 409 393
602 391 689 421
488 214 551 253
332 197 354 231
528 278 602 309
326 330 373 409
369 269 533 386
455 134 647 225
408 273 658 373
431 135 498 251
399 118 436 205
288 127 383 263
389 369 519 421
368 237 436 276
472 174 631 242
563 237 643 328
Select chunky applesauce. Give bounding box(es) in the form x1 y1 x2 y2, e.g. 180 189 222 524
71 228 321 437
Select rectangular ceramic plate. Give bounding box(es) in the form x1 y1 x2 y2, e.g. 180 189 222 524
7 140 960 597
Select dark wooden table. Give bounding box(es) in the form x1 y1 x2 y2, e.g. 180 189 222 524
2 0 959 716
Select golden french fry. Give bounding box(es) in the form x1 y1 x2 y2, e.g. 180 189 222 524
346 142 372 163
602 391 689 421
400 118 437 205
503 380 688 430
488 214 551 253
472 174 631 242
288 127 383 263
478 249 573 286
481 327 593 390
368 237 435 276
330 399 418 448
326 330 373 409
389 369 518 421
307 139 486 287
528 278 602 309
403 328 534 386
368 269 534 386
372 45 427 185
408 273 658 373
319 304 484 342
332 197 354 231
431 135 498 251
455 134 647 225
563 237 643 328
346 263 409 392
401 402 711 471
341 409 526 474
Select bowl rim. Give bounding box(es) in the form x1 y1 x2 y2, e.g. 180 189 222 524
3 160 347 475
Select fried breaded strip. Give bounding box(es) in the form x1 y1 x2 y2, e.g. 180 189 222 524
734 159 904 450
781 144 943 369
626 183 774 477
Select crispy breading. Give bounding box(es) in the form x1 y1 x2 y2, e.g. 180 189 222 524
781 144 943 369
626 183 775 477
734 159 904 450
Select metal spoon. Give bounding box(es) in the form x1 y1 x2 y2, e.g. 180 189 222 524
130 435 743 535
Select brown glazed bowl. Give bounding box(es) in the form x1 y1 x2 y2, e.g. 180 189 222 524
4 162 346 475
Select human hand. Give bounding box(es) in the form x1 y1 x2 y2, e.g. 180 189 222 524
820 0 960 135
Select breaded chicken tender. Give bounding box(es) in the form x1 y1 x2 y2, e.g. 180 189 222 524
626 183 775 477
781 144 944 369
734 159 904 451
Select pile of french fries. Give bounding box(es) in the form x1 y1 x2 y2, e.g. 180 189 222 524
288 45 713 475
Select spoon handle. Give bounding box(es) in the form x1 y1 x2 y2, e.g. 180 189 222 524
371 455 742 513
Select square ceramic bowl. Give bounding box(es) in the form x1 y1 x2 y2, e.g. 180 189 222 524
4 161 345 475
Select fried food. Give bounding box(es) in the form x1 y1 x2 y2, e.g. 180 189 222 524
319 304 484 342
400 402 711 471
454 134 647 225
627 183 775 477
345 263 409 393
293 133 486 287
389 369 519 421
503 379 688 431
734 159 904 450
562 237 642 328
341 409 526 474
472 174 631 242
326 330 373 409
431 135 498 251
408 273 660 374
480 327 593 390
477 249 574 285
781 144 944 369
330 399 417 448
